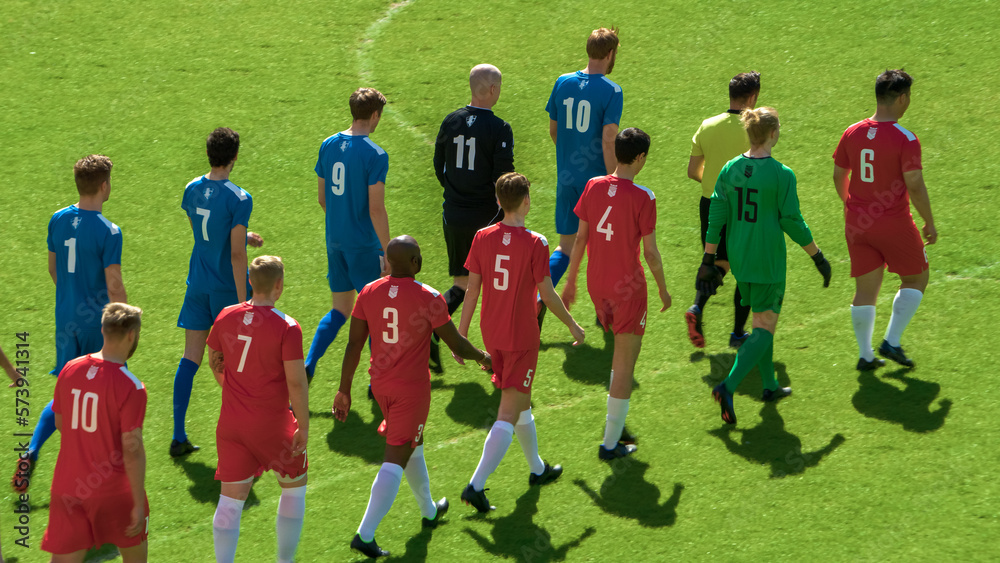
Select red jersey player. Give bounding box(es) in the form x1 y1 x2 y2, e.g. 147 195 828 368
334 235 491 558
457 172 585 513
206 256 308 563
562 127 671 460
42 303 148 563
833 69 937 370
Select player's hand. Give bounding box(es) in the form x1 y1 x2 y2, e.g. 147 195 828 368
125 502 145 537
922 223 937 245
290 427 308 457
246 231 264 248
569 322 585 346
332 391 351 422
811 249 832 288
658 288 672 312
696 255 723 295
476 352 493 374
561 282 576 311
452 351 466 366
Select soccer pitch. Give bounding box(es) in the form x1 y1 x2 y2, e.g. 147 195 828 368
2 0 999 560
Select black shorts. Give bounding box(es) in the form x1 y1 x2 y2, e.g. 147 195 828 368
443 219 479 277
700 196 729 262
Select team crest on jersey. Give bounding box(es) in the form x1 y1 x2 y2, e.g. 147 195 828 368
502 232 511 246
243 311 254 325
744 165 754 178
608 184 617 197
578 79 588 90
204 186 214 200
389 285 398 299
86 366 98 380
71 217 81 229
340 141 350 152
867 127 877 140
466 115 477 127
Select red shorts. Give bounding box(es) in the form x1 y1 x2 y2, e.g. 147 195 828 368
42 490 149 554
846 216 928 277
216 415 308 482
591 293 648 335
373 386 431 447
489 348 539 393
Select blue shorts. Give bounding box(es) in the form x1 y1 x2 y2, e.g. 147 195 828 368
53 325 103 375
327 248 381 293
177 287 240 331
556 183 585 235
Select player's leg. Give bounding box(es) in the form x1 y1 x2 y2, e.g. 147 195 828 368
851 267 884 365
117 542 149 563
469 386 524 489
442 220 473 315
214 479 253 563
306 249 357 379
688 198 723 347
275 473 308 563
50 551 88 563
549 183 581 289
879 223 929 366
601 331 642 458
170 328 208 456
884 269 927 345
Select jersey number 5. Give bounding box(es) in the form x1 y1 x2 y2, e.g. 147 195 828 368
452 135 477 171
733 186 759 223
494 255 510 291
69 389 99 433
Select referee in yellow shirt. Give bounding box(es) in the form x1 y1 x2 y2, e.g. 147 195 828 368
685 72 760 349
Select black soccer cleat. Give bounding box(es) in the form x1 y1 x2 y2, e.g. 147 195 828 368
685 305 705 348
351 534 389 558
619 426 637 445
729 331 750 349
460 484 494 513
429 334 444 375
528 462 563 486
11 456 34 493
536 297 547 330
169 439 200 458
421 497 449 528
878 340 914 368
762 387 792 402
712 382 737 425
598 442 637 461
856 355 886 371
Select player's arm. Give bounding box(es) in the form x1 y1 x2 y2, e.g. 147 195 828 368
48 251 57 285
833 165 851 203
699 191 729 294
549 119 558 145
434 321 491 372
333 316 368 422
105 264 127 304
433 124 448 187
903 169 937 244
317 177 326 212
560 223 589 310
208 344 225 387
121 426 147 537
687 156 705 183
229 225 249 303
642 232 672 312
538 277 584 345
284 358 309 455
368 181 390 256
0 347 20 386
602 123 619 175
493 123 515 178
778 175 832 286
457 272 482 338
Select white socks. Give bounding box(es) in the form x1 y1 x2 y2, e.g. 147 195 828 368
885 289 923 347
357 463 403 542
603 396 630 450
404 446 437 520
851 305 877 361
514 409 545 475
276 485 306 563
213 494 245 563
470 421 514 491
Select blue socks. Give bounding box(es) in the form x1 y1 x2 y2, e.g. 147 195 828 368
305 309 347 379
549 250 569 288
27 401 56 461
172 358 200 442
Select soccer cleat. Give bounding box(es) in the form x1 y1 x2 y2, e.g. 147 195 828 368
599 442 637 460
712 382 737 425
368 384 375 401
421 497 449 529
762 387 792 402
460 484 494 513
685 305 705 348
620 426 637 445
429 334 443 374
350 534 389 558
729 331 750 349
878 340 914 368
856 355 886 371
169 439 200 458
536 297 547 330
11 456 34 493
528 462 563 486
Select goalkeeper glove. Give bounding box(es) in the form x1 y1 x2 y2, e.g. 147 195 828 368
812 249 832 287
696 253 724 295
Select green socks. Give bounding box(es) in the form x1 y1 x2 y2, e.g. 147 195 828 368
723 328 774 393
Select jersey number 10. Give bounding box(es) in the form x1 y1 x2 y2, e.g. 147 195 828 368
562 98 592 133
70 389 99 433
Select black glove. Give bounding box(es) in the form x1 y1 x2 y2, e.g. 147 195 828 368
812 249 832 287
696 253 724 295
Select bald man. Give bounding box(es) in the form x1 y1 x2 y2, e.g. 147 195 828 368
432 64 515 331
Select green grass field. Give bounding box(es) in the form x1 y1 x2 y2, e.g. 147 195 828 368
2 0 999 561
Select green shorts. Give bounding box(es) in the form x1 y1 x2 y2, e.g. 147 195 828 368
737 281 785 313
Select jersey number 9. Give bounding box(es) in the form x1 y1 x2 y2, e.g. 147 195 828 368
331 162 346 196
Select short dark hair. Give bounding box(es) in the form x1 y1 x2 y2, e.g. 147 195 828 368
875 69 912 105
206 127 239 168
615 127 650 164
729 72 761 101
350 88 387 120
73 154 113 196
495 172 530 212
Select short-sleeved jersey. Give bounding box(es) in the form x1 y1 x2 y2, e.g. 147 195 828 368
707 155 813 283
833 118 922 228
47 206 123 330
353 276 450 394
546 71 623 189
691 111 751 199
207 302 304 426
465 223 550 351
574 175 657 300
181 176 253 294
50 355 147 498
315 133 389 253
434 106 514 228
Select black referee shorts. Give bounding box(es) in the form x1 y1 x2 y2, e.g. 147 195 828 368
700 196 729 262
443 219 479 277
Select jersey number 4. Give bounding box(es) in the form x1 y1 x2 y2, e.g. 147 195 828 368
452 135 477 170
70 389 99 433
733 187 758 223
596 206 614 241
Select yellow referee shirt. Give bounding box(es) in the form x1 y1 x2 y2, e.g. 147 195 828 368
691 111 750 199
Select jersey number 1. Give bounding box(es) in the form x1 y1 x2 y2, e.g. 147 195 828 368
453 135 477 171
70 389 99 433
64 238 77 273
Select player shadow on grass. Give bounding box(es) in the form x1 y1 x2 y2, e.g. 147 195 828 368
437 380 502 429
697 352 791 400
326 394 385 465
540 326 619 387
172 457 260 507
709 402 846 479
574 460 683 528
852 368 951 433
464 486 596 562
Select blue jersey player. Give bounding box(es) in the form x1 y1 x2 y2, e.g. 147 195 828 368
305 88 391 381
13 155 127 491
170 127 263 457
542 27 622 326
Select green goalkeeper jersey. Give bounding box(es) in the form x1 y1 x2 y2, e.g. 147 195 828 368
706 154 813 283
